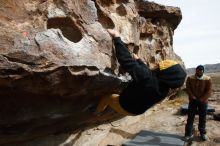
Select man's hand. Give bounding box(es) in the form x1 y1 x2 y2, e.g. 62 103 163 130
200 97 208 103
107 29 120 38
189 95 196 101
132 53 139 60
191 95 196 100
149 63 159 70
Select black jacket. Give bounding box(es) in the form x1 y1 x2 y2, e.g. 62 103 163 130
113 37 186 115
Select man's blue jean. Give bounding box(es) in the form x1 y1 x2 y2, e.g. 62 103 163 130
185 99 208 136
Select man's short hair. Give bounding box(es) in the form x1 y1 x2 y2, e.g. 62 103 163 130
196 65 204 71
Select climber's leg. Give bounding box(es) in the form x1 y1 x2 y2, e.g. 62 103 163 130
95 95 110 113
95 94 133 116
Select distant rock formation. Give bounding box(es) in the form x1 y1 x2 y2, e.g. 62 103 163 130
0 0 183 145
187 63 220 74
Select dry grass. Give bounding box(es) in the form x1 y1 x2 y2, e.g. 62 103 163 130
164 90 188 109
207 72 220 90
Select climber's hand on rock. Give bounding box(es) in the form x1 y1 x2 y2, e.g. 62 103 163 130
107 29 120 38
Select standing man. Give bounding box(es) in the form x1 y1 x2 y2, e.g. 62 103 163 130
184 65 212 141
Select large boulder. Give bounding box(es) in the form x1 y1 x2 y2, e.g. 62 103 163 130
0 0 183 145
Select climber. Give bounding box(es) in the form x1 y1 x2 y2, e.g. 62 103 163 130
94 29 187 116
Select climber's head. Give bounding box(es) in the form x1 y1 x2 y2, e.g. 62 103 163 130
157 60 187 89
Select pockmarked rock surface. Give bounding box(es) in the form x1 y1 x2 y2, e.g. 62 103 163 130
0 0 183 145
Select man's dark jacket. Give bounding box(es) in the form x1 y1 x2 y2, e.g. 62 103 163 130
113 37 187 115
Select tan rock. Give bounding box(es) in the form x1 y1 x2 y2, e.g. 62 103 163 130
0 0 184 145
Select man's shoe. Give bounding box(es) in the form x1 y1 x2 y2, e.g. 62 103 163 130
182 135 193 142
200 134 208 141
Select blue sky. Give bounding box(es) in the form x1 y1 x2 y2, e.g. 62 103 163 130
151 0 220 68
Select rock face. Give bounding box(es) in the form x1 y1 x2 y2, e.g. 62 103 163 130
0 0 183 145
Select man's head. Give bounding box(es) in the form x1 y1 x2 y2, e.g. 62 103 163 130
195 65 204 78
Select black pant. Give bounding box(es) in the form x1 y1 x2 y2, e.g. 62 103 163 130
185 99 207 136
